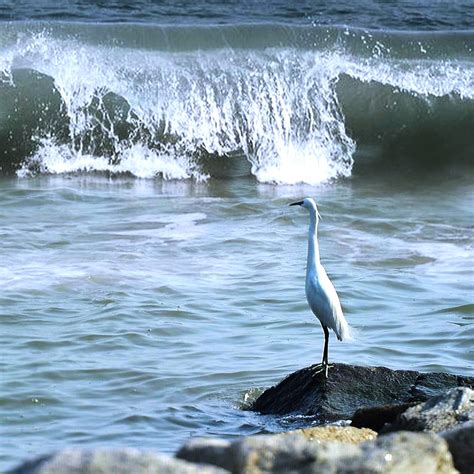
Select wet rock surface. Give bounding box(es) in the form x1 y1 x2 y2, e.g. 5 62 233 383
251 363 474 423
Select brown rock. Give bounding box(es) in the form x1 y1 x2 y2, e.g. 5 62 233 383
285 426 377 444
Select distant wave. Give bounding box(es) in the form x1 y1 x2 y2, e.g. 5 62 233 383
2 0 474 30
0 23 472 183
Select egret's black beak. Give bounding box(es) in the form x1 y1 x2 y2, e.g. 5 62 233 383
289 200 304 207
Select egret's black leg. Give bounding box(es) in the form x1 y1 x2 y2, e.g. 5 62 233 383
322 325 329 378
312 324 331 378
322 325 329 365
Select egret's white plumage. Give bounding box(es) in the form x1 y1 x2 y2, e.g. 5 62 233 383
290 197 350 377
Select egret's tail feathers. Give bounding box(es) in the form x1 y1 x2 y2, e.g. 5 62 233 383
336 316 353 342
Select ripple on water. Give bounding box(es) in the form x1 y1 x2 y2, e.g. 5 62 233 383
1 175 473 471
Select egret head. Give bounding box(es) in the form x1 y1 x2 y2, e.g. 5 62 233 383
289 197 321 219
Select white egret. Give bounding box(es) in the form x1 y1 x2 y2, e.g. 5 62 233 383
290 197 350 378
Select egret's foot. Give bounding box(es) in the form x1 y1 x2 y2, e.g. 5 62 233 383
318 363 334 379
310 363 325 378
311 363 334 379
324 363 335 379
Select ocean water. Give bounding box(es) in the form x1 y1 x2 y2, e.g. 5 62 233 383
1 1 473 470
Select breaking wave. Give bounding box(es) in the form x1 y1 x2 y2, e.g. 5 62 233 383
0 23 472 183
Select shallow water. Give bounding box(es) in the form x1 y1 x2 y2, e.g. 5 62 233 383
1 173 473 469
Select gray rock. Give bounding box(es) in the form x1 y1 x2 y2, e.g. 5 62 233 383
383 387 473 433
251 363 474 423
232 432 360 473
441 421 474 474
177 438 233 473
10 448 228 474
359 432 456 474
178 430 456 473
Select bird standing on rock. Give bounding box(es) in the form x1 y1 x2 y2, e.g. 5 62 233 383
290 197 351 378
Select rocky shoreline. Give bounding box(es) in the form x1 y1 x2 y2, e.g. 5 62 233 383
10 364 474 474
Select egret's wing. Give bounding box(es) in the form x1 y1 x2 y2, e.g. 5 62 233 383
306 267 347 338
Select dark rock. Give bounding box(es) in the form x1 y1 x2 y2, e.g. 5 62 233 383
351 402 419 432
251 363 474 423
441 421 474 474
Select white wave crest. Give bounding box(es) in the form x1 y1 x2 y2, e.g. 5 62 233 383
2 28 472 184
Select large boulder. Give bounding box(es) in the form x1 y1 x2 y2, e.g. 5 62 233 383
10 448 227 474
178 430 456 473
251 363 474 422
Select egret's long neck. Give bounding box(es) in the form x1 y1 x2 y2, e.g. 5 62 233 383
307 209 320 272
